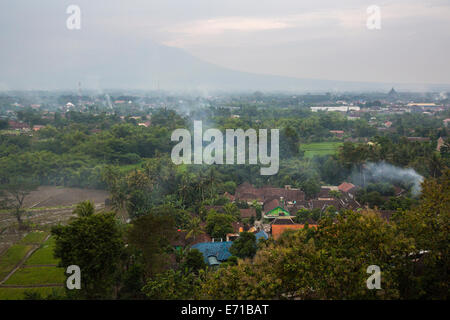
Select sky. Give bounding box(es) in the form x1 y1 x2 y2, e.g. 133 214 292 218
1 0 450 90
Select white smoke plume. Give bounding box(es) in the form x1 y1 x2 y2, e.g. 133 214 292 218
359 162 424 196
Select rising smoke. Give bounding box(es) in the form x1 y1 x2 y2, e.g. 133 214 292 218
354 162 424 197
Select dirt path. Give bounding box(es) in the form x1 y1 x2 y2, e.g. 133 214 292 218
0 234 51 285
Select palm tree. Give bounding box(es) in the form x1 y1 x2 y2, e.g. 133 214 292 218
174 245 189 264
177 173 190 205
185 217 205 242
207 167 218 199
73 200 95 217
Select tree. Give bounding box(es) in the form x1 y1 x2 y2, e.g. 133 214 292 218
182 249 206 273
125 170 153 219
250 201 262 220
280 126 300 159
201 210 415 300
127 212 177 278
338 142 370 182
185 216 205 242
393 169 450 299
73 200 95 217
142 269 203 300
301 178 321 200
0 177 38 228
230 232 257 259
205 211 234 240
51 212 124 299
223 202 240 220
0 119 8 130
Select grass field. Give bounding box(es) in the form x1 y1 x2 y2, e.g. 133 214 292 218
25 237 58 266
300 142 343 158
19 231 49 245
0 287 64 300
4 266 65 285
0 244 33 280
0 234 64 300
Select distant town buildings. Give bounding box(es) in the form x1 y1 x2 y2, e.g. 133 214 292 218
33 125 45 131
329 130 344 138
311 106 360 112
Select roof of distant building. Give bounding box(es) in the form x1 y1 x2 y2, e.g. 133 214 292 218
191 241 233 264
255 230 269 241
240 208 256 219
407 137 430 142
338 182 356 193
271 217 295 225
263 198 280 213
235 182 305 203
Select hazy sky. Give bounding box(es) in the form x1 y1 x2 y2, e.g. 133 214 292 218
1 0 450 89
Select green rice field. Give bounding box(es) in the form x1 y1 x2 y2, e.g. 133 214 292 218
300 142 343 158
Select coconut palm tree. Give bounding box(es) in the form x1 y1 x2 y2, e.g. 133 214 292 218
73 200 95 217
185 216 205 242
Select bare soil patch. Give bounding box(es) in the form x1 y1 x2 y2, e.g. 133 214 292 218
24 186 108 208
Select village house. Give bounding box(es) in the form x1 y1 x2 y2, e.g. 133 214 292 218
338 182 357 195
8 120 30 131
191 230 269 266
270 217 318 240
138 121 151 127
329 130 344 138
263 198 292 219
231 182 361 219
234 182 305 205
32 125 45 131
191 241 233 267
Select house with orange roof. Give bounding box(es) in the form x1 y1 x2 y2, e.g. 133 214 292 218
338 182 357 194
270 217 318 240
33 125 45 131
329 130 344 138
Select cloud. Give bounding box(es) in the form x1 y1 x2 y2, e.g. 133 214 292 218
160 2 450 48
162 12 353 47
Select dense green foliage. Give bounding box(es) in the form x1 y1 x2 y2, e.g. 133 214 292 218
51 212 124 299
230 232 257 259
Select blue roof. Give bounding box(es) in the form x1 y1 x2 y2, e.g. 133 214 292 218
207 256 220 266
255 230 269 242
191 241 233 264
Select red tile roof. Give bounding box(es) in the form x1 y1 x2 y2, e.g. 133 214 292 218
338 182 356 193
240 208 256 219
235 182 305 202
263 198 280 213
